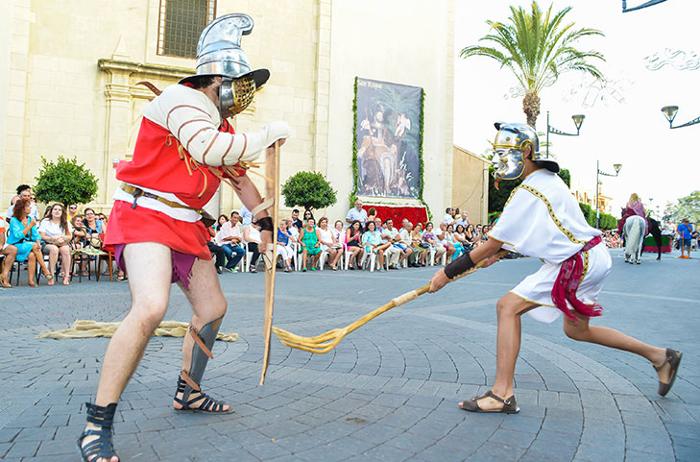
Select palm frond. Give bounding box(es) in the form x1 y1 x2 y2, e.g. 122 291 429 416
459 0 606 108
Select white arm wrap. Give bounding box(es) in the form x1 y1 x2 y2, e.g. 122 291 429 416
145 84 289 167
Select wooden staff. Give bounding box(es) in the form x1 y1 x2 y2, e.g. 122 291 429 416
259 141 281 385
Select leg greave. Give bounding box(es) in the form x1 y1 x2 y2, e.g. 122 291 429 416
179 316 222 401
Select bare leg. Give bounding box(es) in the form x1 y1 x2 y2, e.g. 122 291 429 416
563 313 669 381
27 252 37 287
59 246 71 284
174 257 230 411
0 246 17 287
94 243 172 404
460 292 537 410
46 244 59 277
81 242 172 462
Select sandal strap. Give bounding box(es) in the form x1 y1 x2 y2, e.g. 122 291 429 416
85 402 117 428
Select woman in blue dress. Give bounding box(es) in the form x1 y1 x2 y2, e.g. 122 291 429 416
7 199 52 286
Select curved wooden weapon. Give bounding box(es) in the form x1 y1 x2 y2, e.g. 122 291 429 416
272 250 509 354
259 141 281 385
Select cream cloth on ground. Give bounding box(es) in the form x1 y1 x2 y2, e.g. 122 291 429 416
38 320 238 342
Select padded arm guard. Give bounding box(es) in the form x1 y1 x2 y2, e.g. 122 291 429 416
444 252 475 279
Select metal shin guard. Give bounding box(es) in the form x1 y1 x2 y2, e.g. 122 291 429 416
180 316 223 401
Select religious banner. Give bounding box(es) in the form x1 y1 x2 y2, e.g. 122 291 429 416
354 78 423 199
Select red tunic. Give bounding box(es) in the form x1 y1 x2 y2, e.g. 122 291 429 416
104 117 235 259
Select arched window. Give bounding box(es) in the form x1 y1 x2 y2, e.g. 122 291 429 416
158 0 216 58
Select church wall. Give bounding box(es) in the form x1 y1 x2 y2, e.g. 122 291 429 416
1 0 462 224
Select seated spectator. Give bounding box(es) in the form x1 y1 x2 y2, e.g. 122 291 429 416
207 225 226 274
290 209 303 230
317 217 342 271
67 204 79 223
70 214 89 276
345 199 368 226
456 211 470 228
243 220 262 272
367 207 378 224
7 185 38 221
481 225 491 242
361 221 389 271
411 222 428 266
7 199 52 286
215 212 245 272
276 220 294 272
397 221 415 267
454 224 471 252
300 217 321 271
0 211 17 288
345 220 364 270
83 208 106 250
215 214 229 231
446 224 465 260
442 207 454 225
381 218 402 269
373 217 384 234
422 222 446 264
38 203 72 286
465 224 477 247
303 209 315 224
437 222 456 261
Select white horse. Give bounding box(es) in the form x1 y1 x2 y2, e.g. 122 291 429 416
623 215 646 264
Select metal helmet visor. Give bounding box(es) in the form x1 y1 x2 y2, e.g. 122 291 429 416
490 129 528 180
219 76 257 117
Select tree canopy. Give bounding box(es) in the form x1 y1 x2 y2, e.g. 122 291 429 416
282 171 337 212
460 1 605 127
33 156 98 206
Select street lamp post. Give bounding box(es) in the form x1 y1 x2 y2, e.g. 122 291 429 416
545 111 586 157
622 0 668 13
595 161 622 228
661 106 700 129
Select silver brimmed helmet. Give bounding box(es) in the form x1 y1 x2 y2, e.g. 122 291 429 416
180 13 269 117
490 122 559 181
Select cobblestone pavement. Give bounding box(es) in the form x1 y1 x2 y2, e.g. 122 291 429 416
0 249 698 461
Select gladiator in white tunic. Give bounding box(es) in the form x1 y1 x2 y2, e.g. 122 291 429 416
488 169 612 323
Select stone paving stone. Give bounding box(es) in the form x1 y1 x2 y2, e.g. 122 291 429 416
4 440 40 458
1 253 697 461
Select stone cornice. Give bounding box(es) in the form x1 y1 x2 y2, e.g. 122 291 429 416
97 58 194 79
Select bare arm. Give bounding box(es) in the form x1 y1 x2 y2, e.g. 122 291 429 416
429 237 503 292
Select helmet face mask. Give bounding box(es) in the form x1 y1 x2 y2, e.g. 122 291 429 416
492 146 525 181
490 122 551 181
218 76 257 117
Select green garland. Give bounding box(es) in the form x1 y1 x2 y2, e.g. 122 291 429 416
349 77 430 220
349 77 359 205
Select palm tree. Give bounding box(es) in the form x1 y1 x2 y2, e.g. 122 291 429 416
460 2 605 127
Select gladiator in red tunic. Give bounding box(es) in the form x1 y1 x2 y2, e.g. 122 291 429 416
78 13 290 462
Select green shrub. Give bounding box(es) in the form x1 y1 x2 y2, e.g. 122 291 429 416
34 156 98 206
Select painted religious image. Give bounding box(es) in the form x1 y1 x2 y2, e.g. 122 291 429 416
355 78 423 198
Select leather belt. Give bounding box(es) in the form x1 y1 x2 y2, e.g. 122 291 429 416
121 183 215 228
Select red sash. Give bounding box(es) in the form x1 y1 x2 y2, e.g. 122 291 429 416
551 236 603 320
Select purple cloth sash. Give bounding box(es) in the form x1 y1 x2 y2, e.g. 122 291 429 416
114 244 197 289
551 236 603 320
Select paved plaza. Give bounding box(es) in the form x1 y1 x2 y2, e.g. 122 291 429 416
0 250 698 461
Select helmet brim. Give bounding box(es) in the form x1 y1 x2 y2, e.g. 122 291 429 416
534 160 560 174
179 68 270 88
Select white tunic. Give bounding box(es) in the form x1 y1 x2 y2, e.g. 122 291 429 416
489 169 611 323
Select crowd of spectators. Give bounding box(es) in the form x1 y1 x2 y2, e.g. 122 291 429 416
0 184 113 288
204 200 497 274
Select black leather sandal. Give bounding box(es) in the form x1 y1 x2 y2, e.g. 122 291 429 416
655 348 682 397
77 402 119 462
173 374 233 414
458 390 520 414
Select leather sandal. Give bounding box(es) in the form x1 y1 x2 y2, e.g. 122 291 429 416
173 375 233 414
458 390 520 414
77 402 119 462
655 348 682 397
